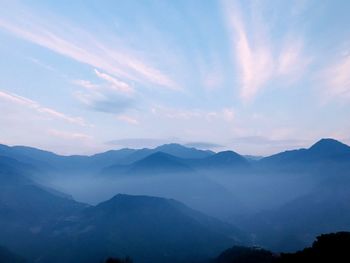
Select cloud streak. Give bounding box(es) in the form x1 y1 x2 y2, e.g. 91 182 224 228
223 0 310 102
94 69 135 95
0 90 87 126
0 7 178 90
319 53 350 100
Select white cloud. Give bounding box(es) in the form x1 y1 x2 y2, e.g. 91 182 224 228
0 90 87 126
319 54 350 100
72 80 98 90
151 105 235 123
94 69 134 95
222 0 310 102
48 129 92 140
0 8 178 90
116 115 139 125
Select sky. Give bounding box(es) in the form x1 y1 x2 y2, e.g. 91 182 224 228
0 0 350 156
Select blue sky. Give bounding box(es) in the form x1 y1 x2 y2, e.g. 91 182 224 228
0 0 350 155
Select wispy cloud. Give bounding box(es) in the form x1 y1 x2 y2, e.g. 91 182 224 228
74 89 134 114
116 114 139 125
222 0 310 102
0 6 178 91
151 105 235 123
94 69 135 95
0 90 87 126
106 138 180 148
319 53 350 101
48 129 92 140
73 69 136 114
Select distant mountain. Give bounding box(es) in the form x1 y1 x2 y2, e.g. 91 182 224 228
242 176 350 252
0 143 213 173
43 194 245 263
261 138 350 164
102 152 194 175
307 138 350 159
115 143 214 165
127 152 193 175
259 139 350 173
155 143 214 158
202 151 249 168
182 151 249 171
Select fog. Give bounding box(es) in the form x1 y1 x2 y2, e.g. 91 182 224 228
45 168 319 222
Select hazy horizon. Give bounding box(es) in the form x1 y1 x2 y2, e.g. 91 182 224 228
1 0 350 156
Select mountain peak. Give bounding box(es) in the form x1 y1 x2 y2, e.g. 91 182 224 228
155 143 214 159
309 138 350 155
128 152 193 174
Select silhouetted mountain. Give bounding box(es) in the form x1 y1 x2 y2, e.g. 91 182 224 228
308 138 350 158
257 139 350 176
211 232 350 263
114 144 214 165
0 156 87 260
0 143 213 173
39 194 245 263
241 176 350 252
155 143 214 158
212 246 276 263
278 232 350 263
261 138 350 165
102 152 195 175
201 151 249 169
127 152 193 174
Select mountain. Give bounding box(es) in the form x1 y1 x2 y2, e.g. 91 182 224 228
114 144 214 165
242 176 350 252
102 152 194 175
307 138 350 159
212 246 275 263
0 156 87 260
0 153 245 263
261 138 350 164
200 151 249 169
0 143 213 172
41 194 245 263
154 143 214 158
211 232 350 263
127 152 193 175
258 139 350 174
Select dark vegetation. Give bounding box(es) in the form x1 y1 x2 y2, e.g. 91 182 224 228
104 257 133 263
211 232 350 263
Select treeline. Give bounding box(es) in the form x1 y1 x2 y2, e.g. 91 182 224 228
103 232 350 263
212 232 350 263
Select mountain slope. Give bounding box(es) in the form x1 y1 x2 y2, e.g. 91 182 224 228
242 176 350 252
261 138 350 164
201 151 249 168
43 194 245 263
0 156 87 259
127 152 193 174
258 139 350 175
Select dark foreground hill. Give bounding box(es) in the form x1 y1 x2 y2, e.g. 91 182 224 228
40 194 245 263
211 232 350 263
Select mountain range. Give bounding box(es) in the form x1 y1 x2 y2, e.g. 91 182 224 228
1 138 350 261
